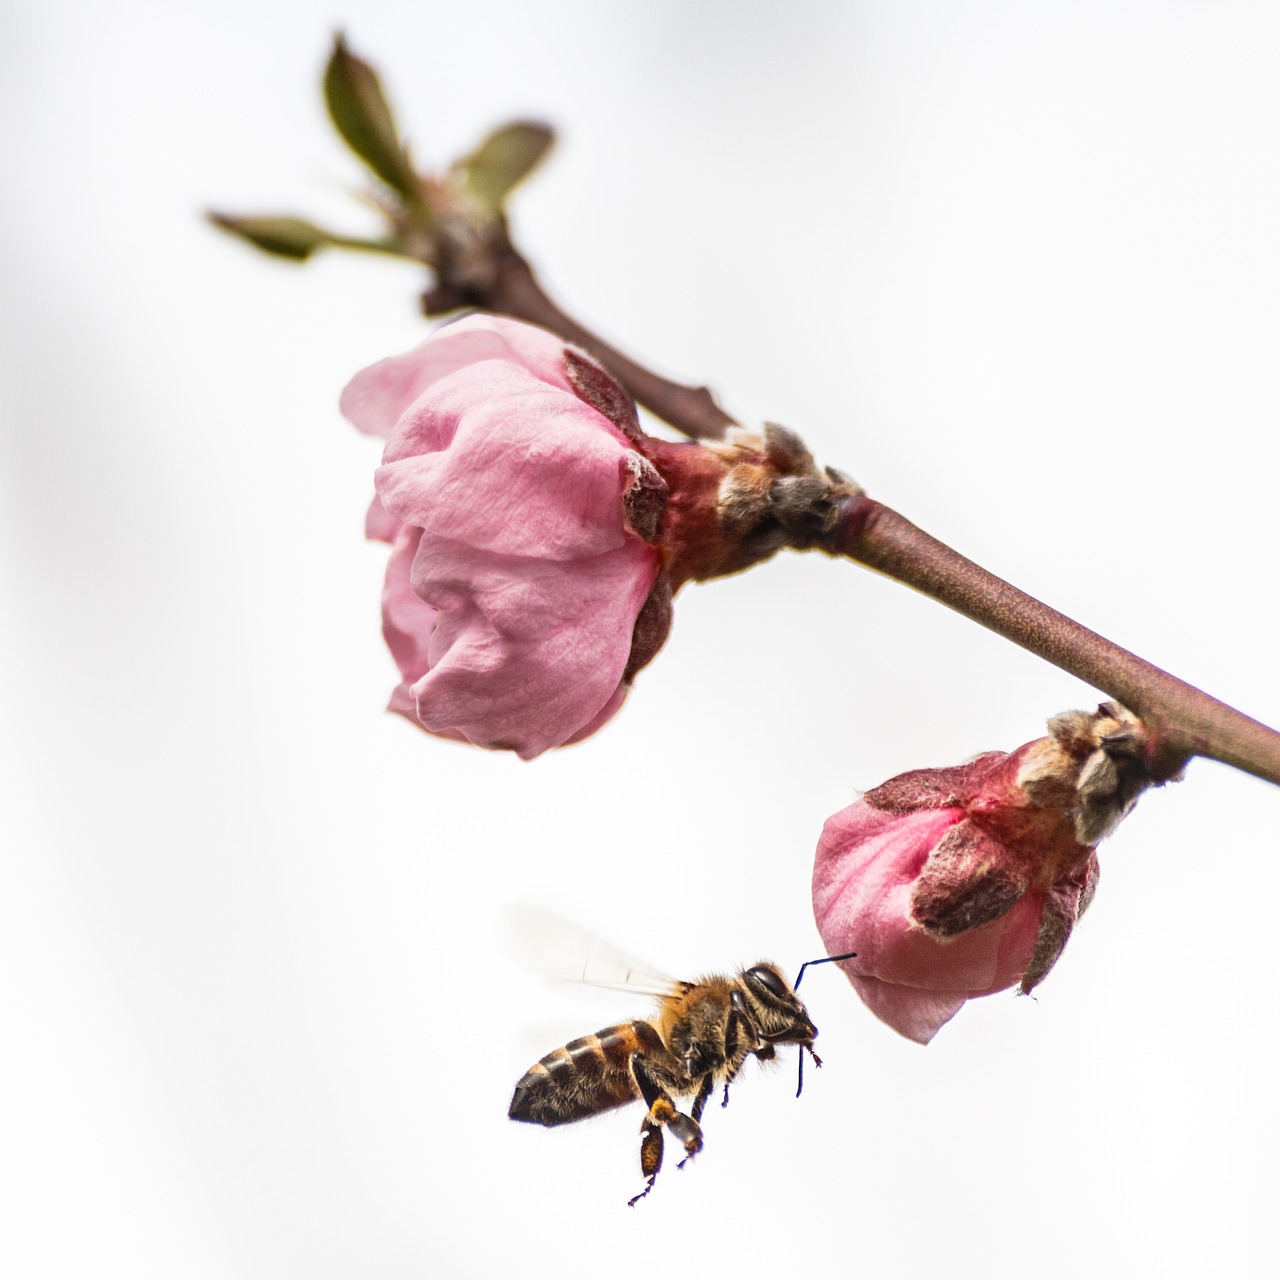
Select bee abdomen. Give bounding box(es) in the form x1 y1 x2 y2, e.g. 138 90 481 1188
509 1024 650 1127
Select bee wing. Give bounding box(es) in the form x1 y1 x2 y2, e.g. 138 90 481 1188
503 905 691 998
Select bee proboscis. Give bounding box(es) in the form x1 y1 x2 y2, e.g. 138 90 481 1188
505 908 854 1206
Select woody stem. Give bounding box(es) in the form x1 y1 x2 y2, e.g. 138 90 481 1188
826 495 1280 788
461 243 1280 789
482 249 737 441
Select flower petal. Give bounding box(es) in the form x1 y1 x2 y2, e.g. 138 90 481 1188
365 494 402 544
376 364 638 561
562 684 630 747
339 314 574 438
408 535 659 759
345 315 670 757
846 974 968 1046
380 525 437 692
813 805 1041 994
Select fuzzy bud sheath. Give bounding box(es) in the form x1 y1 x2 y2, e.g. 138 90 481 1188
341 315 856 759
812 703 1165 1044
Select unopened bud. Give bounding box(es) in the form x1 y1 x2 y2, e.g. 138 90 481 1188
342 315 672 759
643 422 861 587
812 703 1170 1044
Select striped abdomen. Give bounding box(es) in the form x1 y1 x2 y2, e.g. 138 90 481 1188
509 1021 668 1127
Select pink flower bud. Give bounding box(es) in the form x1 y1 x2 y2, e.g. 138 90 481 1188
342 315 857 758
340 315 670 759
812 704 1165 1044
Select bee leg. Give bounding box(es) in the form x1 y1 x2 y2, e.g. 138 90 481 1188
690 1073 715 1124
721 996 766 1110
719 1059 748 1109
628 1122 663 1208
633 1060 704 1179
649 1098 703 1171
671 1109 703 1170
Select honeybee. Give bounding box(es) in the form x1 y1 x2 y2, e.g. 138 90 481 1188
506 908 854 1206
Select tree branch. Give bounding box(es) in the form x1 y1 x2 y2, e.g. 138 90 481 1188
825 496 1280 787
427 215 1280 789
439 245 738 441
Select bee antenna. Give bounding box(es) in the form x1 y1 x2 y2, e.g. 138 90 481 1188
792 949 857 990
793 951 856 1100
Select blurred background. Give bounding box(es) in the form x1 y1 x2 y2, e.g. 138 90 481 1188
3 1 1278 1276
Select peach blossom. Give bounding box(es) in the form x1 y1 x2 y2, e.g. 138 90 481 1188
814 705 1154 1043
341 315 669 759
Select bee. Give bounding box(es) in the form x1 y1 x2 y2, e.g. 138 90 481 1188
506 908 854 1206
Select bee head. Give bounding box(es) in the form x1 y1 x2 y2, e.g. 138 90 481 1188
741 962 818 1045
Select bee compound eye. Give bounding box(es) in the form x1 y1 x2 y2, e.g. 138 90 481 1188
746 965 788 999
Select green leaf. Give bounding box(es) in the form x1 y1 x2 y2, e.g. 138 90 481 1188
323 33 421 204
456 121 554 212
206 212 403 262
207 213 335 260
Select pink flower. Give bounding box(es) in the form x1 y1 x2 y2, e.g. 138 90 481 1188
340 315 671 759
812 704 1161 1044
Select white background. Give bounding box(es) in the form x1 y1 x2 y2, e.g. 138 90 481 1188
3 2 1278 1276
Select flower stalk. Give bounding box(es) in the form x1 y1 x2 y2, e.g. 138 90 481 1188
476 248 737 442
812 702 1159 1043
473 246 1280 787
210 33 1280 787
822 497 1280 788
446 241 1280 786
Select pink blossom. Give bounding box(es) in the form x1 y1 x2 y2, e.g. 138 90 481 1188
340 315 670 759
813 705 1157 1044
